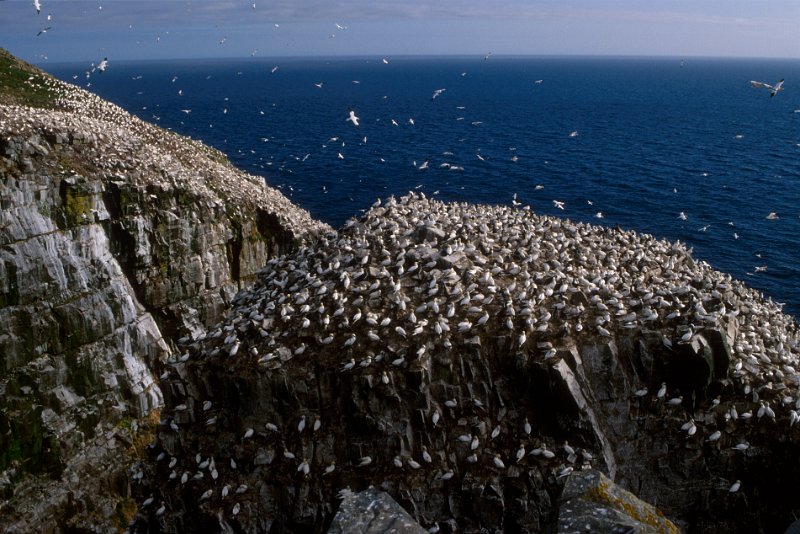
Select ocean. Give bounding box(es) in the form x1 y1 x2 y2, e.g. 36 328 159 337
44 56 800 317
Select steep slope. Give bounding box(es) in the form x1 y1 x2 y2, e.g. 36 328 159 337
141 194 800 533
0 48 330 531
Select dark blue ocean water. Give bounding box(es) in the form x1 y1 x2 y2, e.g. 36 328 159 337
45 56 800 316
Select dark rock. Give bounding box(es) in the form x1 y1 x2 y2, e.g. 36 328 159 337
557 469 679 534
328 487 427 534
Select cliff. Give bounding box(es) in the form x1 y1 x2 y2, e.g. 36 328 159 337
0 48 329 532
140 194 800 533
4 46 800 534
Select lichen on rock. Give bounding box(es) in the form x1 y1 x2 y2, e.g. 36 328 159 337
0 47 328 532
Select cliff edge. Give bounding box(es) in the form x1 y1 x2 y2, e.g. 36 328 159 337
0 48 329 532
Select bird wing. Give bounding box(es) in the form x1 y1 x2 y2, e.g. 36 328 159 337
774 79 785 91
750 80 773 90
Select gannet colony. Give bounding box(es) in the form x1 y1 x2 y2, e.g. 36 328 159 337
2 48 800 533
141 193 800 532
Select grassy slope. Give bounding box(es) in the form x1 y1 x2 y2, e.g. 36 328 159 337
0 48 60 109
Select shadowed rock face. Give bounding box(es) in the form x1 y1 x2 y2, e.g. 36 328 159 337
140 193 800 533
0 49 328 532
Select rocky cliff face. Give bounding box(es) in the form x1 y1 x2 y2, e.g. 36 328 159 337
140 194 800 533
0 49 328 532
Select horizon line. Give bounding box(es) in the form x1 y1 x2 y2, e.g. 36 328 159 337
33 51 800 67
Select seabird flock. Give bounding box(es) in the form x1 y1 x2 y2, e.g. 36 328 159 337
7 1 798 527
152 192 800 525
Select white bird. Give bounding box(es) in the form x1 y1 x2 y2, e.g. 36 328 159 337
492 454 505 469
346 109 360 127
96 57 108 73
422 447 432 463
750 78 784 97
33 0 41 14
553 200 565 210
431 88 446 100
728 480 741 493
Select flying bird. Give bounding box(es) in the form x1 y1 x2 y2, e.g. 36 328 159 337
431 88 446 100
346 109 360 127
750 78 784 97
36 26 51 36
33 0 41 14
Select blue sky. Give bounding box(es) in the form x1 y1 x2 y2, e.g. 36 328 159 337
1 0 799 64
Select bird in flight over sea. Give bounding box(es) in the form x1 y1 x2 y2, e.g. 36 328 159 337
36 26 51 36
91 58 108 74
431 88 446 100
33 0 41 14
346 109 360 127
750 79 784 97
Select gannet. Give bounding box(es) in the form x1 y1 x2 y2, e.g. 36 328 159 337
96 57 108 73
750 79 784 97
431 88 446 100
346 109 360 127
33 0 41 14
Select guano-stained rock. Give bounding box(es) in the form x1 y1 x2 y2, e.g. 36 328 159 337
138 193 800 533
0 48 328 532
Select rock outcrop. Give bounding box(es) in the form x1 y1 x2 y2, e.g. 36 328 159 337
557 469 678 533
0 48 328 532
139 194 800 533
329 487 427 534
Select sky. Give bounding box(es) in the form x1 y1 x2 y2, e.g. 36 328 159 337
1 0 799 64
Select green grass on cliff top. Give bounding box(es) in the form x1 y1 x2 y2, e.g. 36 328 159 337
0 48 59 109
